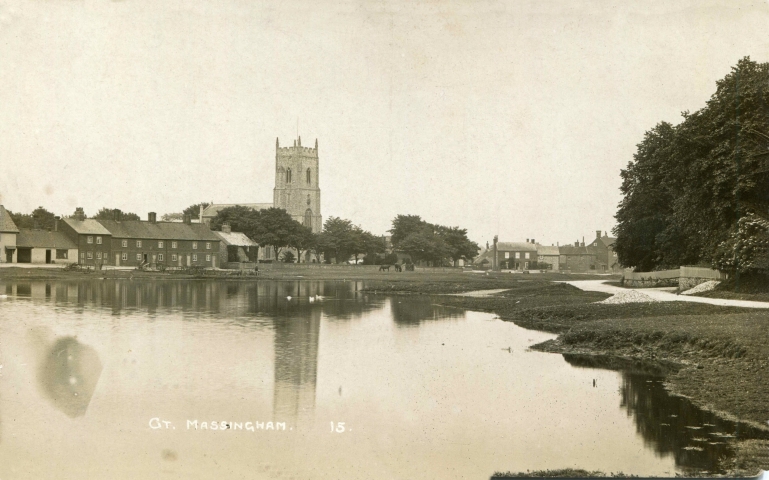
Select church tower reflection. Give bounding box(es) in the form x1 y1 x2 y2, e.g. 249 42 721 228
271 288 322 428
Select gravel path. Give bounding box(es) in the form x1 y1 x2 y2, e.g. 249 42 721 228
680 280 720 295
563 280 769 309
597 290 658 304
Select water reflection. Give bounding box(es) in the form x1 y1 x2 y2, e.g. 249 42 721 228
564 354 769 474
390 297 465 326
38 337 103 418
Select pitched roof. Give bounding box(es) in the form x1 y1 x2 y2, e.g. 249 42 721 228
97 220 221 241
213 230 258 246
0 205 19 233
16 229 77 249
559 245 598 255
599 236 617 247
201 203 273 218
63 218 112 235
536 245 560 256
496 242 537 252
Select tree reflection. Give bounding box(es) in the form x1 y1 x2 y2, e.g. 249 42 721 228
563 354 769 474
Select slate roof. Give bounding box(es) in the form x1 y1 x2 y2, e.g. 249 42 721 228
213 230 258 247
559 245 597 255
63 218 112 235
598 236 617 247
16 229 77 249
201 203 273 218
496 242 537 252
0 205 19 233
98 220 221 241
536 245 560 256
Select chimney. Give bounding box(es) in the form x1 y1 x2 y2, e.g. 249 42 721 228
315 138 318 150
298 136 301 146
183 214 191 225
596 230 601 239
575 241 579 247
493 235 499 271
54 216 60 232
276 137 280 148
222 223 232 234
604 231 607 237
74 207 85 221
526 238 529 243
531 239 535 244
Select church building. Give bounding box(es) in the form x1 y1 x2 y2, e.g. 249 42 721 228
200 136 323 262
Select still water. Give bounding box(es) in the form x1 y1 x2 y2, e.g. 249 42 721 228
0 279 761 479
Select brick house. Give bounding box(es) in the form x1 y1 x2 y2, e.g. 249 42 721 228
587 230 620 273
60 208 113 266
559 241 597 272
536 245 560 271
496 241 538 270
98 213 221 268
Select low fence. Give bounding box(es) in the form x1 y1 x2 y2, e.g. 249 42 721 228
621 266 727 289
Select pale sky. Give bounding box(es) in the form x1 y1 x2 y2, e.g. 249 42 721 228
1 0 768 246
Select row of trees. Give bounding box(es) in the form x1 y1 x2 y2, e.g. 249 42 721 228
614 57 769 274
8 206 141 229
389 214 479 266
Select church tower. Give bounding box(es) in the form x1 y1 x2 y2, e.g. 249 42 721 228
273 136 322 233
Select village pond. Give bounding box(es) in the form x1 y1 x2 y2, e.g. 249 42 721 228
0 279 764 479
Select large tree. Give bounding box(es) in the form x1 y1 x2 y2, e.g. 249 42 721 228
183 202 211 220
255 207 302 260
93 208 141 221
9 206 57 230
614 57 769 273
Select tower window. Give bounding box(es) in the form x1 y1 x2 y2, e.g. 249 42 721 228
286 168 292 183
306 168 311 185
304 208 312 227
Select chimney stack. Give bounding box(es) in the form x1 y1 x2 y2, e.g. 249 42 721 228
183 214 191 225
54 216 60 232
148 212 157 223
222 223 232 234
531 239 535 244
526 238 529 243
74 207 85 221
596 230 601 239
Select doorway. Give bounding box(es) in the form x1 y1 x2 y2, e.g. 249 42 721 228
46 250 51 264
5 248 13 263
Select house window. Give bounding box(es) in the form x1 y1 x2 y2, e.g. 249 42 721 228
504 252 510 259
56 250 68 259
137 240 142 248
206 254 211 262
136 254 142 261
306 168 311 185
158 241 164 248
87 252 93 259
192 254 198 262
122 253 128 261
80 252 85 260
515 252 520 259
96 252 101 259
171 254 177 261
171 241 177 248
122 240 128 248
96 237 102 244
158 254 164 261
525 252 530 259
206 242 211 249
87 236 93 244
192 242 198 249
525 261 529 269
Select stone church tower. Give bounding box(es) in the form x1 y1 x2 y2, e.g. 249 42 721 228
273 136 322 233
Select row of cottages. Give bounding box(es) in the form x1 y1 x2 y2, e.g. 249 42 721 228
472 231 619 273
0 206 222 267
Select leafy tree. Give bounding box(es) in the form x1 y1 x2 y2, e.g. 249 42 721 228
183 202 211 220
287 224 314 263
93 208 141 221
318 217 355 263
614 57 769 273
281 251 296 263
161 212 184 222
439 226 480 264
255 207 301 260
9 206 57 230
389 214 426 246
